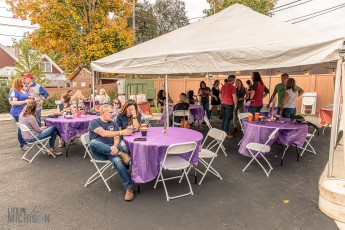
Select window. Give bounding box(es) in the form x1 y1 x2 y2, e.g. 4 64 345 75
39 62 52 72
81 82 86 87
72 82 77 87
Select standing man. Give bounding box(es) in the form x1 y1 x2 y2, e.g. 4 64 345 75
23 73 49 127
221 75 237 139
89 104 135 201
267 73 304 114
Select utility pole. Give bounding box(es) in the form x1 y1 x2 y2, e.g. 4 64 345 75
133 0 136 40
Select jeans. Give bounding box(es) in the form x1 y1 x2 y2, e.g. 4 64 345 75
248 106 262 115
24 126 58 148
201 101 210 120
36 110 42 127
221 104 234 134
233 102 244 129
13 115 26 148
89 139 133 189
282 108 296 118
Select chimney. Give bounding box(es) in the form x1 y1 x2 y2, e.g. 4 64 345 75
14 45 20 58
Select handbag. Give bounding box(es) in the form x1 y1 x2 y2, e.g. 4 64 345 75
180 118 191 129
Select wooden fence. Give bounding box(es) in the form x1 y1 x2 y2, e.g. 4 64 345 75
153 74 335 114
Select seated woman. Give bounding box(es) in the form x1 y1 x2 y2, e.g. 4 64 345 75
116 99 142 131
55 93 72 115
170 93 190 126
19 100 62 156
98 89 110 105
187 90 198 104
71 90 86 112
113 98 122 122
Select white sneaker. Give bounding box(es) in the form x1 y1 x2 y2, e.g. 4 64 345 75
21 145 30 151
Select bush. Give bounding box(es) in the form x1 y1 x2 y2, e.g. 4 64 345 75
108 90 118 102
43 96 57 110
0 82 11 113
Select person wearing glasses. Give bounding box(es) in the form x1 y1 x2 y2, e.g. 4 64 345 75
113 98 122 121
8 78 34 150
116 99 142 131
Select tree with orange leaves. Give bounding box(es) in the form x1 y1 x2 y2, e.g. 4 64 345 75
7 0 135 73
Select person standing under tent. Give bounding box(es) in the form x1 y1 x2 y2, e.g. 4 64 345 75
267 73 304 115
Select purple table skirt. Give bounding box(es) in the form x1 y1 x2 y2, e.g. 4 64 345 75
239 118 308 158
45 115 99 142
244 102 278 116
123 127 203 183
159 104 205 124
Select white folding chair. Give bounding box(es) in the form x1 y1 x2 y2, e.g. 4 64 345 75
154 142 197 201
172 110 190 127
299 116 320 156
203 116 227 156
81 133 117 192
237 112 253 146
192 128 226 185
16 122 55 163
242 127 280 177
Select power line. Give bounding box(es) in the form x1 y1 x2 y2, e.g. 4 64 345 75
0 33 25 37
273 0 306 10
272 0 314 13
0 22 38 29
291 4 345 24
286 3 345 22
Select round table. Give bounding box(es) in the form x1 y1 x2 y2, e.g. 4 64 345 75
159 104 205 124
123 127 203 183
45 114 99 142
239 118 308 157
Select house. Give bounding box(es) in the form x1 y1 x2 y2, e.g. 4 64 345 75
0 43 67 87
69 68 92 88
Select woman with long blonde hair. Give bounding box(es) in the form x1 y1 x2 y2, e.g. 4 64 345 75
8 77 33 150
98 88 110 105
19 100 62 156
116 99 142 131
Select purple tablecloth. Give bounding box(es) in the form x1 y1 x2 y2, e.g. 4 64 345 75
244 102 278 116
239 118 308 157
45 115 99 142
159 104 205 124
123 127 203 183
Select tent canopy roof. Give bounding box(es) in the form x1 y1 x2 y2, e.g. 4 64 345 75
91 4 344 75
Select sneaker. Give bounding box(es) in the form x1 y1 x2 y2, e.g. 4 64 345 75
48 148 63 156
118 152 131 165
21 145 30 151
124 188 135 201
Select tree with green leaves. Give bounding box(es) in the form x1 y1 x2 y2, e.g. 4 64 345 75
13 39 48 85
154 0 189 36
204 0 275 16
128 0 158 44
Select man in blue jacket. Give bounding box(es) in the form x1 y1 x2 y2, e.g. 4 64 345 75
23 73 49 127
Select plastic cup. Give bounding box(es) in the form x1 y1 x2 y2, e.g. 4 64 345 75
141 128 148 136
248 114 253 121
255 112 260 120
141 124 147 129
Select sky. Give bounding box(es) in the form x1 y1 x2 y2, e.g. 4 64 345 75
0 0 344 46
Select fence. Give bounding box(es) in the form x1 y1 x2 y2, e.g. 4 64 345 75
153 74 335 114
46 83 117 99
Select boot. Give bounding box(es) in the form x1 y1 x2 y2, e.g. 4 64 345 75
118 151 131 165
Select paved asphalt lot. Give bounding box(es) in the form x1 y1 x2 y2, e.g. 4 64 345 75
0 117 337 230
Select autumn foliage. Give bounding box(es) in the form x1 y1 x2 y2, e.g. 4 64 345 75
7 0 135 73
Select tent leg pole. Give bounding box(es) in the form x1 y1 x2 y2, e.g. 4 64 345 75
163 74 169 135
92 70 96 109
327 58 343 178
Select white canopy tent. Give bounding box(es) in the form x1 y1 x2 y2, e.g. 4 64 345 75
91 4 344 177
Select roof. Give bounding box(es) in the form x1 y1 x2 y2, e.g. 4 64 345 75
91 4 344 75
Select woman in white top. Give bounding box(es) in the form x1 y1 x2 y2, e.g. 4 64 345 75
281 78 298 118
98 89 110 105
